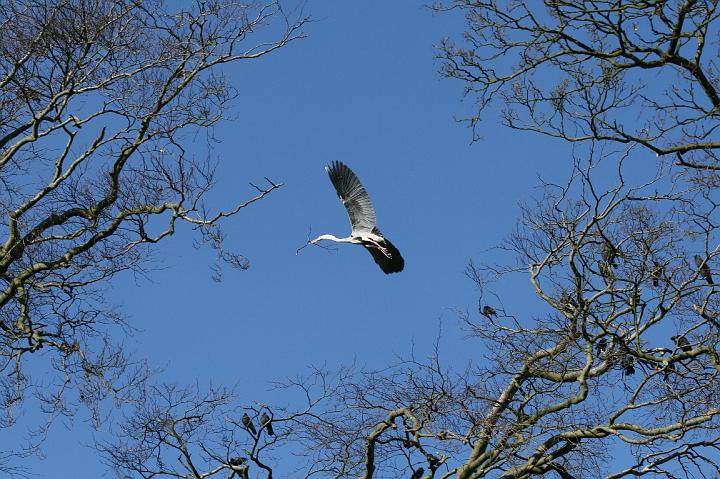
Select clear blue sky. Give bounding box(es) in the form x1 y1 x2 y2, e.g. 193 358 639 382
10 2 576 476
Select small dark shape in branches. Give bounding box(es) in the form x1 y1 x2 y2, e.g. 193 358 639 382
662 361 676 381
651 262 663 287
602 241 619 267
261 412 274 436
560 292 578 313
695 255 714 285
596 338 608 356
481 305 497 317
622 356 636 376
242 413 257 435
671 335 692 353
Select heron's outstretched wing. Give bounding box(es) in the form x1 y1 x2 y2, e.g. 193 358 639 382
326 161 377 235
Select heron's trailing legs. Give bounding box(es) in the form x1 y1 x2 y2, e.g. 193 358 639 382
363 239 391 258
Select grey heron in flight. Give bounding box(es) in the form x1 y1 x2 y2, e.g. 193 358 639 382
309 161 404 274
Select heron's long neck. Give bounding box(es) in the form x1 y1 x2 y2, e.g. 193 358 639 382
312 234 353 243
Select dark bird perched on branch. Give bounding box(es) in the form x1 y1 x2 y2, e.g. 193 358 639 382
602 240 619 267
662 360 676 381
260 412 274 436
411 468 424 479
242 413 257 435
228 457 247 478
596 337 608 356
671 335 692 353
695 255 714 285
622 355 635 376
481 305 497 317
651 262 663 287
307 161 404 274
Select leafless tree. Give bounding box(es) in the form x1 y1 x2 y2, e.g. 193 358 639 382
97 369 348 479
266 149 720 479
435 1 720 170
97 3 720 479
0 0 306 472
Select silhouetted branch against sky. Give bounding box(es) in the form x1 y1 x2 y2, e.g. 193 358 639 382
0 0 306 471
4 2 720 479
435 0 720 170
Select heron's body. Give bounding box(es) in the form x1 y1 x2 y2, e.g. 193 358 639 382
310 161 404 274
